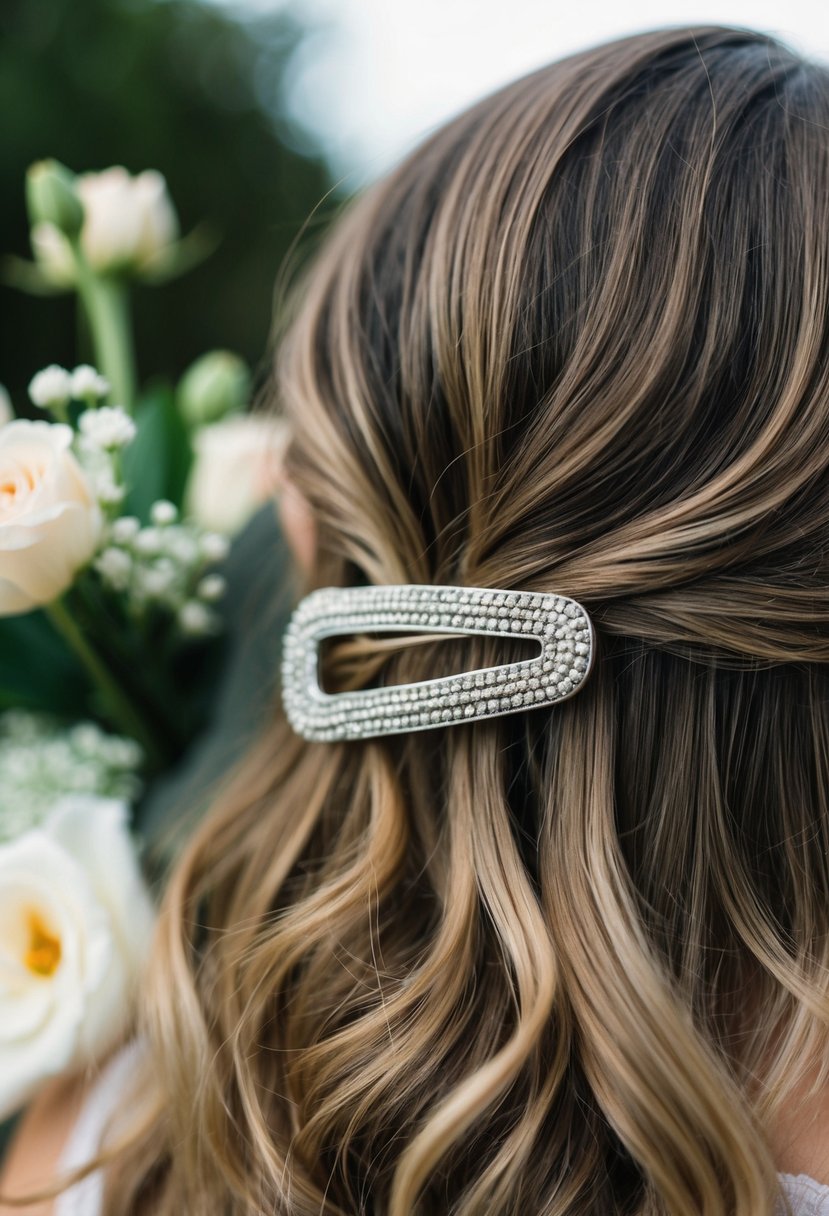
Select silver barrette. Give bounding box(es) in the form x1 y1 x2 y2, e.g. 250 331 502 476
281 584 594 742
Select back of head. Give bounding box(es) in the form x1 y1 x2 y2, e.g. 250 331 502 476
113 24 829 1216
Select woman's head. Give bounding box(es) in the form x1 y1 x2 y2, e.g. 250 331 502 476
115 25 829 1216
279 23 829 661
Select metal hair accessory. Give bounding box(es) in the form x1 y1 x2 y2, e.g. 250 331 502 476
281 584 595 742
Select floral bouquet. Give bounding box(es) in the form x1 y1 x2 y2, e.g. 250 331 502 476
0 161 289 1123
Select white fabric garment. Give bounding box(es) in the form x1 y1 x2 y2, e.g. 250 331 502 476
53 1042 829 1215
54 1040 146 1216
779 1176 829 1216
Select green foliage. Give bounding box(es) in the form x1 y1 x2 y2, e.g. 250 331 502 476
122 383 193 517
0 0 338 406
136 502 291 864
0 609 87 713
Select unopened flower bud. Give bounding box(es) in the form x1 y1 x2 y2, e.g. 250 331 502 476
177 351 250 428
26 160 84 239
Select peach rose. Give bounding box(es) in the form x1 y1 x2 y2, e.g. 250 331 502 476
0 420 103 615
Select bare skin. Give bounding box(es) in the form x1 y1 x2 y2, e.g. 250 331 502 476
0 1074 86 1214
766 1075 829 1184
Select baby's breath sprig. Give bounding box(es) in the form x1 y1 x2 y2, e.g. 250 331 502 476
94 498 228 638
28 362 111 423
75 403 136 517
0 709 143 842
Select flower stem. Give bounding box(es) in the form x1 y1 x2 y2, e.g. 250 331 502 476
69 241 137 412
45 596 164 769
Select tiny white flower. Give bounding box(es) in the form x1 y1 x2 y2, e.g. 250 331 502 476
6 750 37 781
92 470 126 506
68 722 106 754
133 527 164 557
2 711 39 744
178 600 216 636
93 547 132 591
196 573 226 602
101 737 143 769
0 384 13 426
200 532 230 564
70 365 110 402
78 406 136 450
139 567 175 600
163 529 199 565
28 365 73 409
110 515 141 544
150 499 177 526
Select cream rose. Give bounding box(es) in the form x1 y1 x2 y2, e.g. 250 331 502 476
32 167 179 283
0 796 155 1119
185 414 289 535
0 419 103 615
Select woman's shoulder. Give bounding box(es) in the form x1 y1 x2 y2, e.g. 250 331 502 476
0 1072 88 1216
0 1042 146 1216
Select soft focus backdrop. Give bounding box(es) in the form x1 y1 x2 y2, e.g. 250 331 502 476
3 0 827 408
0 0 335 409
278 0 829 183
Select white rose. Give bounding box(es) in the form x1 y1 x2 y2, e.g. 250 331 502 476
185 414 289 535
32 166 179 282
0 796 154 1119
0 420 103 615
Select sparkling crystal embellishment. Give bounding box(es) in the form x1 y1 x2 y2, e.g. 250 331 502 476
281 584 595 742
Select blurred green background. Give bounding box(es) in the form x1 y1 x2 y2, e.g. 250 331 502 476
0 0 339 407
0 0 342 1157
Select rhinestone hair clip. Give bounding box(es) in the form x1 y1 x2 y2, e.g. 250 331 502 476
281 584 595 742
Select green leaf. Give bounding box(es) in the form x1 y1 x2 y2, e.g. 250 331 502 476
122 383 193 519
0 254 68 296
136 503 291 865
0 609 89 713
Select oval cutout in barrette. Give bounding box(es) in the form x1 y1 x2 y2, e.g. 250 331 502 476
281 584 594 742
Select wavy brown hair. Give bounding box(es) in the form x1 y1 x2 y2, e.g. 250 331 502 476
94 23 829 1216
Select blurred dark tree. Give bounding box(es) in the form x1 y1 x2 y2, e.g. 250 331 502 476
0 0 338 405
